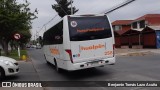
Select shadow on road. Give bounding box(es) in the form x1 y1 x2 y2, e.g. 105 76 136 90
46 62 114 81
1 75 19 81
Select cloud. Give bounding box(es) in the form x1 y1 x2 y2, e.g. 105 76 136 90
108 0 160 21
19 0 160 39
74 0 126 14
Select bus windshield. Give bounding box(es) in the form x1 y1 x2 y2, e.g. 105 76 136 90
68 16 112 41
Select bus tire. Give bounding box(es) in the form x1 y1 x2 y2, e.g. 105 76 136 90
54 59 61 73
0 67 5 80
44 54 47 60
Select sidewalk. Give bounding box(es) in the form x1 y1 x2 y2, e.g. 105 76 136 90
115 48 160 56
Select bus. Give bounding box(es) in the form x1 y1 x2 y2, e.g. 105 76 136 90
43 14 115 72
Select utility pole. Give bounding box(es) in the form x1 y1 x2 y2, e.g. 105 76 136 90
71 0 73 15
34 35 35 45
36 30 38 39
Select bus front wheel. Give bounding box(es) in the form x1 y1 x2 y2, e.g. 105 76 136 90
54 59 61 73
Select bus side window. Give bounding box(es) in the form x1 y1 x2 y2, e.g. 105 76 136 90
43 21 63 45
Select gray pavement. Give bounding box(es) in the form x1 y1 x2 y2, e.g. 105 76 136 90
29 48 160 90
1 48 160 90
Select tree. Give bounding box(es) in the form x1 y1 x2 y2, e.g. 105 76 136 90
0 0 37 55
52 0 78 17
18 30 32 49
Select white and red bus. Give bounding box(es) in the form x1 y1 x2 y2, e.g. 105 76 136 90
43 14 115 72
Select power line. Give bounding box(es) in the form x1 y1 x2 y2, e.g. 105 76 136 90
38 14 58 34
101 0 136 14
37 0 136 36
38 0 71 34
46 14 58 26
59 5 69 15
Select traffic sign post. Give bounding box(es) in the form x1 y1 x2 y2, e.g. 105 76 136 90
14 33 21 59
18 46 20 59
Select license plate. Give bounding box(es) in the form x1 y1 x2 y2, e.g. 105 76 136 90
90 61 99 65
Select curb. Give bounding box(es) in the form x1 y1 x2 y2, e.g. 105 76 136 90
115 51 152 56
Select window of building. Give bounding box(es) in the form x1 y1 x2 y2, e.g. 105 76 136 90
132 22 137 29
132 20 146 29
139 20 145 28
114 25 122 31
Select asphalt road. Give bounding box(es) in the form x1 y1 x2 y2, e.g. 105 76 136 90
2 48 160 90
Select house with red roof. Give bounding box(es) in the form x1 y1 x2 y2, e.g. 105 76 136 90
112 14 160 48
112 20 133 48
132 14 160 48
131 14 160 31
112 20 133 33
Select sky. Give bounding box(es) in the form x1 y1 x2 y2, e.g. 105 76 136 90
19 0 160 39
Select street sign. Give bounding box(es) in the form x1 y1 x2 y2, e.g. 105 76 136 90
14 33 21 40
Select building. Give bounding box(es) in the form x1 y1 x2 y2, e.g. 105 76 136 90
119 29 141 48
132 14 160 48
131 14 160 31
112 20 133 32
112 14 160 49
112 20 133 48
142 26 160 48
114 31 121 48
